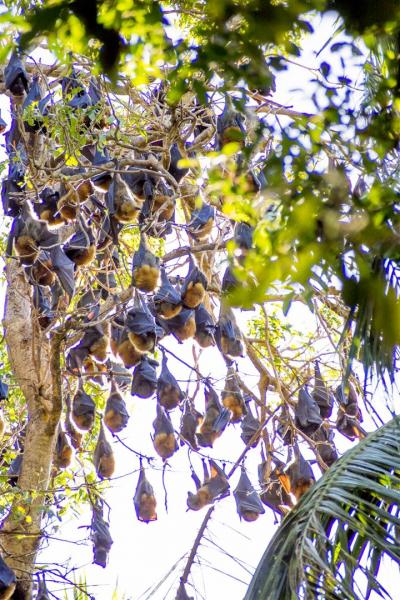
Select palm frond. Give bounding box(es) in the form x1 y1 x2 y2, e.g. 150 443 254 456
245 414 400 600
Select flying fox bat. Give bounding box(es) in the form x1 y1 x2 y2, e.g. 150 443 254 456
179 401 203 450
154 268 182 319
22 75 43 132
215 301 244 359
188 202 215 241
131 233 160 293
216 95 246 149
131 355 159 398
133 466 157 522
197 384 229 448
240 401 260 447
91 505 113 568
126 297 158 352
194 303 215 348
222 370 246 422
311 424 338 468
72 384 96 431
4 51 28 96
335 380 365 440
158 308 196 342
94 423 115 478
234 467 265 522
104 380 130 434
55 428 73 469
152 403 178 461
313 361 334 418
34 187 64 226
8 202 59 265
187 459 230 511
234 221 253 252
295 386 322 435
157 353 184 410
64 218 96 267
181 256 207 309
0 554 16 599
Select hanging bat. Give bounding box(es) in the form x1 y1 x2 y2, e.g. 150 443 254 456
216 95 246 149
240 401 260 447
108 361 132 393
34 187 65 226
0 555 16 599
234 467 265 522
311 424 338 468
57 176 92 221
108 173 143 224
48 245 76 299
4 51 28 96
133 466 157 522
64 218 96 267
72 384 96 431
258 459 292 516
7 453 23 487
131 356 159 399
8 202 59 265
295 386 322 435
188 202 215 241
234 222 253 252
158 308 196 342
22 75 43 132
126 302 158 352
152 179 175 222
104 380 130 434
32 285 55 329
28 251 56 287
286 450 316 501
335 380 365 440
197 384 229 448
54 428 73 469
154 267 182 319
179 401 202 450
115 327 144 368
65 397 83 450
131 233 160 293
194 303 215 348
157 353 184 410
187 459 230 511
168 143 189 182
73 320 110 365
181 256 208 309
313 361 334 418
0 379 8 401
222 369 246 422
0 111 6 134
62 69 91 110
152 403 178 461
97 268 118 300
91 505 113 568
215 301 244 359
221 265 238 294
91 147 113 192
94 423 115 479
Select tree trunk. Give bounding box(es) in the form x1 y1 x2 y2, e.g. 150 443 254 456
1 261 62 597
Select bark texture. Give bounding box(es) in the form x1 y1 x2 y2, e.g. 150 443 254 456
1 261 61 597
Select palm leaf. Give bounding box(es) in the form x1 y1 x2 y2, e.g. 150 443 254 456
245 415 400 600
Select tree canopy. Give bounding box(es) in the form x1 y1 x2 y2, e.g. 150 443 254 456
0 1 399 599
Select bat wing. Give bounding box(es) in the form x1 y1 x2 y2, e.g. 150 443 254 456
49 246 75 298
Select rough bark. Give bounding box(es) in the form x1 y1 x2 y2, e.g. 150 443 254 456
1 261 61 597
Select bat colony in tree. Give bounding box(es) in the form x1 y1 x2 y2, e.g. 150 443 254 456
0 48 365 598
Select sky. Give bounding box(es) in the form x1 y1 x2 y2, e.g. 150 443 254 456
1 9 399 600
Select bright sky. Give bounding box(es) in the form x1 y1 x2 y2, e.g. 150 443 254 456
1 10 399 600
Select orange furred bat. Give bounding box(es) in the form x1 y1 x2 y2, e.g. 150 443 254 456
133 466 157 522
94 423 115 479
187 460 230 511
152 404 178 461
